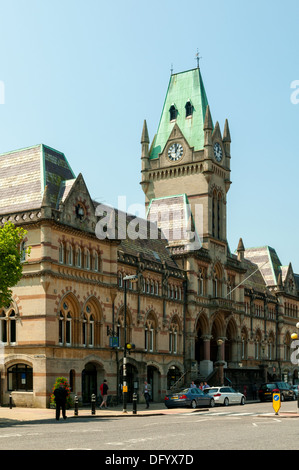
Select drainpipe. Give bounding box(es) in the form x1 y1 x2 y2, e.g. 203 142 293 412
183 279 187 376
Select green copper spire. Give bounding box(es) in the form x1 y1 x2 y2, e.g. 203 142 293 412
150 68 210 159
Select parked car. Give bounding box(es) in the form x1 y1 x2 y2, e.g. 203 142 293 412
291 385 299 398
258 382 296 402
203 386 246 406
164 387 215 409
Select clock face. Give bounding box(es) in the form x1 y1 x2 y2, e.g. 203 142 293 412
168 143 183 162
213 142 223 162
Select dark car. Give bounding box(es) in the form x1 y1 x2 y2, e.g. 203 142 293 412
258 382 296 402
165 387 215 409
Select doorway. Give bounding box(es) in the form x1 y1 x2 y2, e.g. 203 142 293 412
82 362 100 403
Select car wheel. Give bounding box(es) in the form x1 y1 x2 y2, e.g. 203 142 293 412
191 400 197 409
210 398 215 408
281 394 285 402
240 396 245 405
224 397 229 406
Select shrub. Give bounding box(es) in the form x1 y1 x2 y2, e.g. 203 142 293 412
50 377 72 408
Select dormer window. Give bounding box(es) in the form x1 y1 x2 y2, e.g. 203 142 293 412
185 100 193 118
75 202 85 221
169 104 177 121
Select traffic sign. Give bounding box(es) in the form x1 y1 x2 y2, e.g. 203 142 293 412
272 389 281 415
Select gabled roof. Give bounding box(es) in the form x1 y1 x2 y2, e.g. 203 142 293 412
0 144 75 214
243 246 282 286
146 194 202 250
150 68 210 160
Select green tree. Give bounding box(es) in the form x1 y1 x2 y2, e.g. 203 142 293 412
0 222 30 308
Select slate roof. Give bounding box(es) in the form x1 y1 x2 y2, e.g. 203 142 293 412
0 144 75 215
146 194 202 250
93 202 181 270
243 246 282 287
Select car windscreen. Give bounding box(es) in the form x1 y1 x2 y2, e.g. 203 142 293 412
204 388 218 394
260 384 275 390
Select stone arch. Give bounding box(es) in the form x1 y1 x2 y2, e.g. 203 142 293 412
210 313 226 363
225 316 238 363
195 311 210 364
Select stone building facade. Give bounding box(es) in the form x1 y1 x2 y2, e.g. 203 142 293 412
0 67 298 408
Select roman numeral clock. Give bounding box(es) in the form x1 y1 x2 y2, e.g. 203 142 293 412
168 143 183 162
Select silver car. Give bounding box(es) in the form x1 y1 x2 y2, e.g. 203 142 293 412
203 386 246 406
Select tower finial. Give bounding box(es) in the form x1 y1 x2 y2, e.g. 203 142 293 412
195 49 202 68
170 63 173 75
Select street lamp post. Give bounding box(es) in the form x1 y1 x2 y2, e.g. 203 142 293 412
122 274 138 413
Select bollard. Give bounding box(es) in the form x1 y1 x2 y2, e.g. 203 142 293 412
9 394 12 409
91 393 96 415
132 392 137 415
74 395 79 416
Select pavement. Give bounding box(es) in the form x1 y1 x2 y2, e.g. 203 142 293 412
1 401 299 425
0 402 197 425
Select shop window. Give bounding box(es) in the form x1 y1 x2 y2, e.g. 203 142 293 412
7 364 33 391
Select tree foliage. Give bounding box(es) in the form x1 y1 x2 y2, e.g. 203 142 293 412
0 222 30 308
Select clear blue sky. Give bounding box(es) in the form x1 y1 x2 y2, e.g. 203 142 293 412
0 0 299 272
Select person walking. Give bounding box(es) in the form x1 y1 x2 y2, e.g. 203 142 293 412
99 379 109 408
143 381 151 409
54 382 68 421
202 381 210 389
190 381 197 388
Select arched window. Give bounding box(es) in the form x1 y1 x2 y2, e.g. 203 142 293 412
241 327 248 360
76 247 82 268
0 311 7 343
59 301 75 346
185 100 193 118
9 311 16 343
59 311 64 344
68 245 73 266
7 364 33 391
169 317 179 354
284 333 291 361
198 269 204 296
145 313 156 352
66 312 72 345
255 331 262 360
69 369 75 392
94 251 99 272
85 249 90 270
82 314 87 347
169 104 177 121
89 314 95 346
59 242 64 264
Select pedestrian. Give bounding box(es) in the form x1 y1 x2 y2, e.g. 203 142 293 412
202 381 210 389
199 382 203 390
190 381 197 388
143 381 151 409
54 382 68 421
100 379 109 408
252 383 257 400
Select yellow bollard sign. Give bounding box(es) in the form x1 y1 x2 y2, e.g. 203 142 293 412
272 389 281 415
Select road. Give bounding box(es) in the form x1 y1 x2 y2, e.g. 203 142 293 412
0 401 298 452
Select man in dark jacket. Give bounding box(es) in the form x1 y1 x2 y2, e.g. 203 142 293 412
99 380 109 408
54 383 68 420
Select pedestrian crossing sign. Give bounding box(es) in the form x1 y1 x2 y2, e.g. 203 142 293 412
272 390 281 415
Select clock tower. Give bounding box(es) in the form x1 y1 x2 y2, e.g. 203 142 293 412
140 66 232 252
